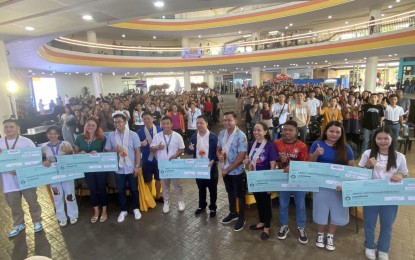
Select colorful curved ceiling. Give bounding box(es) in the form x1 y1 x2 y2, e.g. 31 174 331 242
112 0 352 31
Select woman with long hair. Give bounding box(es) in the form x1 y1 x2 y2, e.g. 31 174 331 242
358 127 408 260
309 121 354 251
60 105 76 145
74 117 108 223
42 126 78 227
244 122 277 240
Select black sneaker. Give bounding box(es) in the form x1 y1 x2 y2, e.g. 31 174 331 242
297 227 308 244
194 208 205 215
233 218 246 232
154 197 164 203
221 213 238 224
277 225 289 240
209 210 216 218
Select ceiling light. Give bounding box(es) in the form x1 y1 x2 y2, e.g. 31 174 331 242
285 26 289 29
198 35 201 38
289 23 293 26
269 30 279 35
238 31 241 34
381 14 385 17
328 15 332 19
162 16 165 19
394 54 398 56
324 60 328 63
154 1 164 7
82 15 93 21
243 34 252 38
396 0 400 2
345 21 349 24
122 34 126 38
388 5 393 8
153 36 156 39
344 58 348 61
388 54 392 57
25 26 34 31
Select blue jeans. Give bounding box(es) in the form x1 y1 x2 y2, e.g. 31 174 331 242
364 205 398 253
362 128 376 153
279 191 306 228
115 173 139 211
385 123 400 148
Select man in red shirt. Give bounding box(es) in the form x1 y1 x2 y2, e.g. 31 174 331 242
274 120 309 244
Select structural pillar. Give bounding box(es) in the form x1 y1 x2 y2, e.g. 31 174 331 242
0 40 15 127
183 71 191 91
182 37 189 48
364 56 378 93
87 31 104 96
251 67 261 87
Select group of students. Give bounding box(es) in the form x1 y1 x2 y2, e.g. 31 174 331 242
0 85 411 260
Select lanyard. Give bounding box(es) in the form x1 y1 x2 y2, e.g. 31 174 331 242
48 141 62 160
190 111 195 123
5 136 19 150
163 133 172 154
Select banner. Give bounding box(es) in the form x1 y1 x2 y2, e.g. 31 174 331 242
221 44 239 55
182 48 202 58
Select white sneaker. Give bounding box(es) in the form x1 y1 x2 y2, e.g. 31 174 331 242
117 211 128 223
163 201 170 213
133 209 142 220
70 218 78 225
378 251 389 260
178 201 185 212
365 248 376 260
59 219 67 227
325 235 335 251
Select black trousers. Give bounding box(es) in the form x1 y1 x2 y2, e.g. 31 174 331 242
223 173 246 220
196 177 218 210
253 192 272 228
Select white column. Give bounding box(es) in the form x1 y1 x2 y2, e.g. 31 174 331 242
0 40 14 126
92 72 104 97
86 31 98 54
206 73 215 89
183 71 191 91
182 37 189 48
87 31 104 96
251 67 261 87
364 56 378 93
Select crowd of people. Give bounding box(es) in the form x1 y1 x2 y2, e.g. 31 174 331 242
0 82 413 260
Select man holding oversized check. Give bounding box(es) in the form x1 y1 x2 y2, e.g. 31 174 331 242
274 120 309 244
0 119 43 237
151 116 186 214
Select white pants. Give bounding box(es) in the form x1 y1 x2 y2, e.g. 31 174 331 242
162 179 183 202
50 180 78 222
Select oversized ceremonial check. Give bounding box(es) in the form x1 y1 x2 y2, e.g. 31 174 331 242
16 163 84 190
57 152 118 174
342 179 415 207
0 147 42 172
158 159 210 179
247 169 319 193
289 161 372 189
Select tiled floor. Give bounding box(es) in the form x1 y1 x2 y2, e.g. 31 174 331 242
0 94 414 260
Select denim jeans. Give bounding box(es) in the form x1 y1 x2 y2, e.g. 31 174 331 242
364 205 398 253
362 128 376 153
385 123 400 148
298 125 308 144
279 191 306 228
115 173 139 211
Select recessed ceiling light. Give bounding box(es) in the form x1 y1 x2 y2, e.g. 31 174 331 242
328 15 332 19
394 54 398 56
153 36 156 39
396 0 400 2
345 21 349 24
388 54 392 57
121 34 126 38
285 26 288 29
289 23 293 26
154 1 164 7
162 16 165 19
381 14 385 17
388 5 393 8
25 26 34 31
243 34 252 38
238 31 241 34
198 35 201 38
82 15 93 21
344 58 348 61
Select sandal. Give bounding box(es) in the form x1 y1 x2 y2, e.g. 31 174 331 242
99 215 108 223
91 216 99 223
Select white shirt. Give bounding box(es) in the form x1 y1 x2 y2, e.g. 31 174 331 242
271 102 289 124
384 105 404 121
151 131 185 160
133 111 144 126
307 98 321 116
358 150 408 180
187 108 202 130
0 136 36 193
196 130 210 159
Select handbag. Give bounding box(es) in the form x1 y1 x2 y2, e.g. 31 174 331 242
273 103 285 127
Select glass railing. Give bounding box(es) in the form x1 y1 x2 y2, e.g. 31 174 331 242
48 10 415 58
